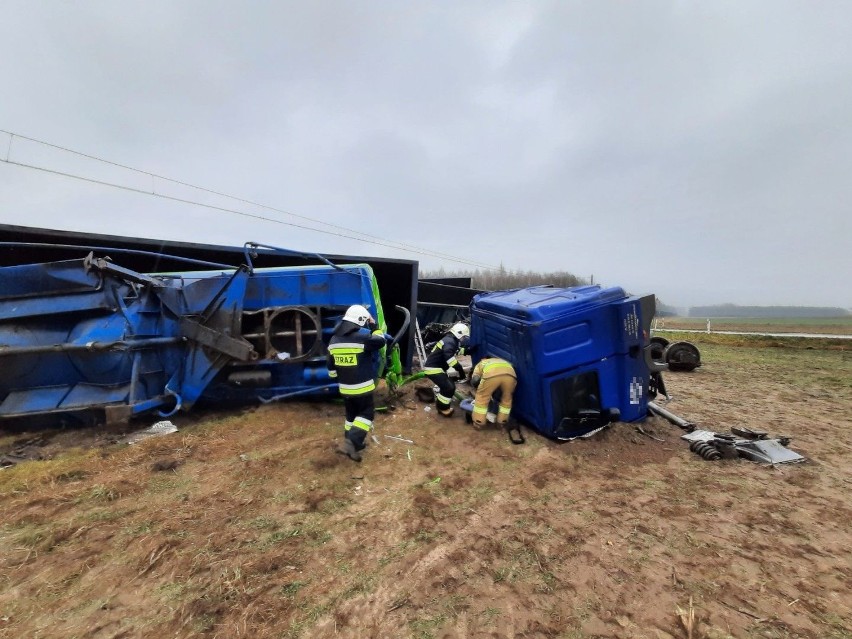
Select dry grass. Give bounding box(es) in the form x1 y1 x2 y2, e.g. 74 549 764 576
1 343 851 638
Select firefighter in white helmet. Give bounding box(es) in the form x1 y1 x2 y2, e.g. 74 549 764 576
327 304 391 461
423 322 470 417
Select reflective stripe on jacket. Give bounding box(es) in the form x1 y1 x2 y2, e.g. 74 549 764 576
471 357 516 386
327 322 386 396
423 332 465 375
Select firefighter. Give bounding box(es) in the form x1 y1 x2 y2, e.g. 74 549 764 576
469 357 517 428
423 322 470 417
327 304 389 462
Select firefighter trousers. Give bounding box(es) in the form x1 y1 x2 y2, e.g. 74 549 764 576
426 371 456 416
343 392 375 450
472 374 517 426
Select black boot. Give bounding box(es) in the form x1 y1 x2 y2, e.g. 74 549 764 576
434 398 452 417
337 438 362 462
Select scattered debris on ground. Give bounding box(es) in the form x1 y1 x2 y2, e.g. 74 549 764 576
0 342 850 638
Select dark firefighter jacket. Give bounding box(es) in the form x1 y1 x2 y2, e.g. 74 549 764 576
327 321 387 396
423 332 467 376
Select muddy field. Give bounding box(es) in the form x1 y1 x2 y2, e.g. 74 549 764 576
1 338 851 639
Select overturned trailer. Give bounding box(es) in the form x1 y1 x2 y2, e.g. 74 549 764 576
0 224 417 366
0 224 416 426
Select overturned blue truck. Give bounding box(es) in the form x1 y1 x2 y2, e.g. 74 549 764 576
0 224 665 439
0 255 406 424
469 285 663 439
0 224 416 426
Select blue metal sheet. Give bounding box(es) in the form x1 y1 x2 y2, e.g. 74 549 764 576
61 383 130 408
0 255 387 423
471 285 628 322
0 386 72 415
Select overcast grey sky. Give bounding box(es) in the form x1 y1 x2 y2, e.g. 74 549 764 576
1 1 850 309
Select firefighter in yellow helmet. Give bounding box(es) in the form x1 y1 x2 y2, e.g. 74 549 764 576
327 304 390 462
423 322 470 417
469 357 517 428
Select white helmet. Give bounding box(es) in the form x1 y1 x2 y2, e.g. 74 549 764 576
450 323 470 340
343 304 373 327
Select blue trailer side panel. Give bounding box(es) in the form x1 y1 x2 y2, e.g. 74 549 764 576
0 258 387 423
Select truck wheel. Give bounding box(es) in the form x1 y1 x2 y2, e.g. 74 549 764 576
649 336 669 362
664 341 701 371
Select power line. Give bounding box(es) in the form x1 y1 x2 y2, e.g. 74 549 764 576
1 129 498 270
0 129 501 271
2 155 497 269
1 129 394 249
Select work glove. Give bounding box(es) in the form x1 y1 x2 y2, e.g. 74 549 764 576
453 363 466 379
384 333 394 344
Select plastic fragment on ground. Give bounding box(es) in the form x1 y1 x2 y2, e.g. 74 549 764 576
680 430 716 443
125 420 178 444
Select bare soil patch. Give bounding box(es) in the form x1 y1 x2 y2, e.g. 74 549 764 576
1 342 851 638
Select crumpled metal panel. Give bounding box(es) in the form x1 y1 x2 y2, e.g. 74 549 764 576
680 429 716 443
681 430 806 464
735 439 806 464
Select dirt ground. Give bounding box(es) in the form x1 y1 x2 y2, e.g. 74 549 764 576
1 339 850 639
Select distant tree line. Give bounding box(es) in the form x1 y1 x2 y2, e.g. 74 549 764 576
419 272 849 319
420 266 585 292
655 299 679 317
420 270 683 317
688 304 850 318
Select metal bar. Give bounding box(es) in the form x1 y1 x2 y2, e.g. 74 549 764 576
268 330 319 337
295 311 303 357
415 301 471 309
129 351 141 402
178 318 256 361
244 241 344 272
84 253 160 287
0 241 238 270
647 401 695 430
257 383 338 404
0 337 184 357
414 319 427 366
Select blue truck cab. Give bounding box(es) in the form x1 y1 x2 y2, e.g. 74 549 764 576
470 285 656 439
